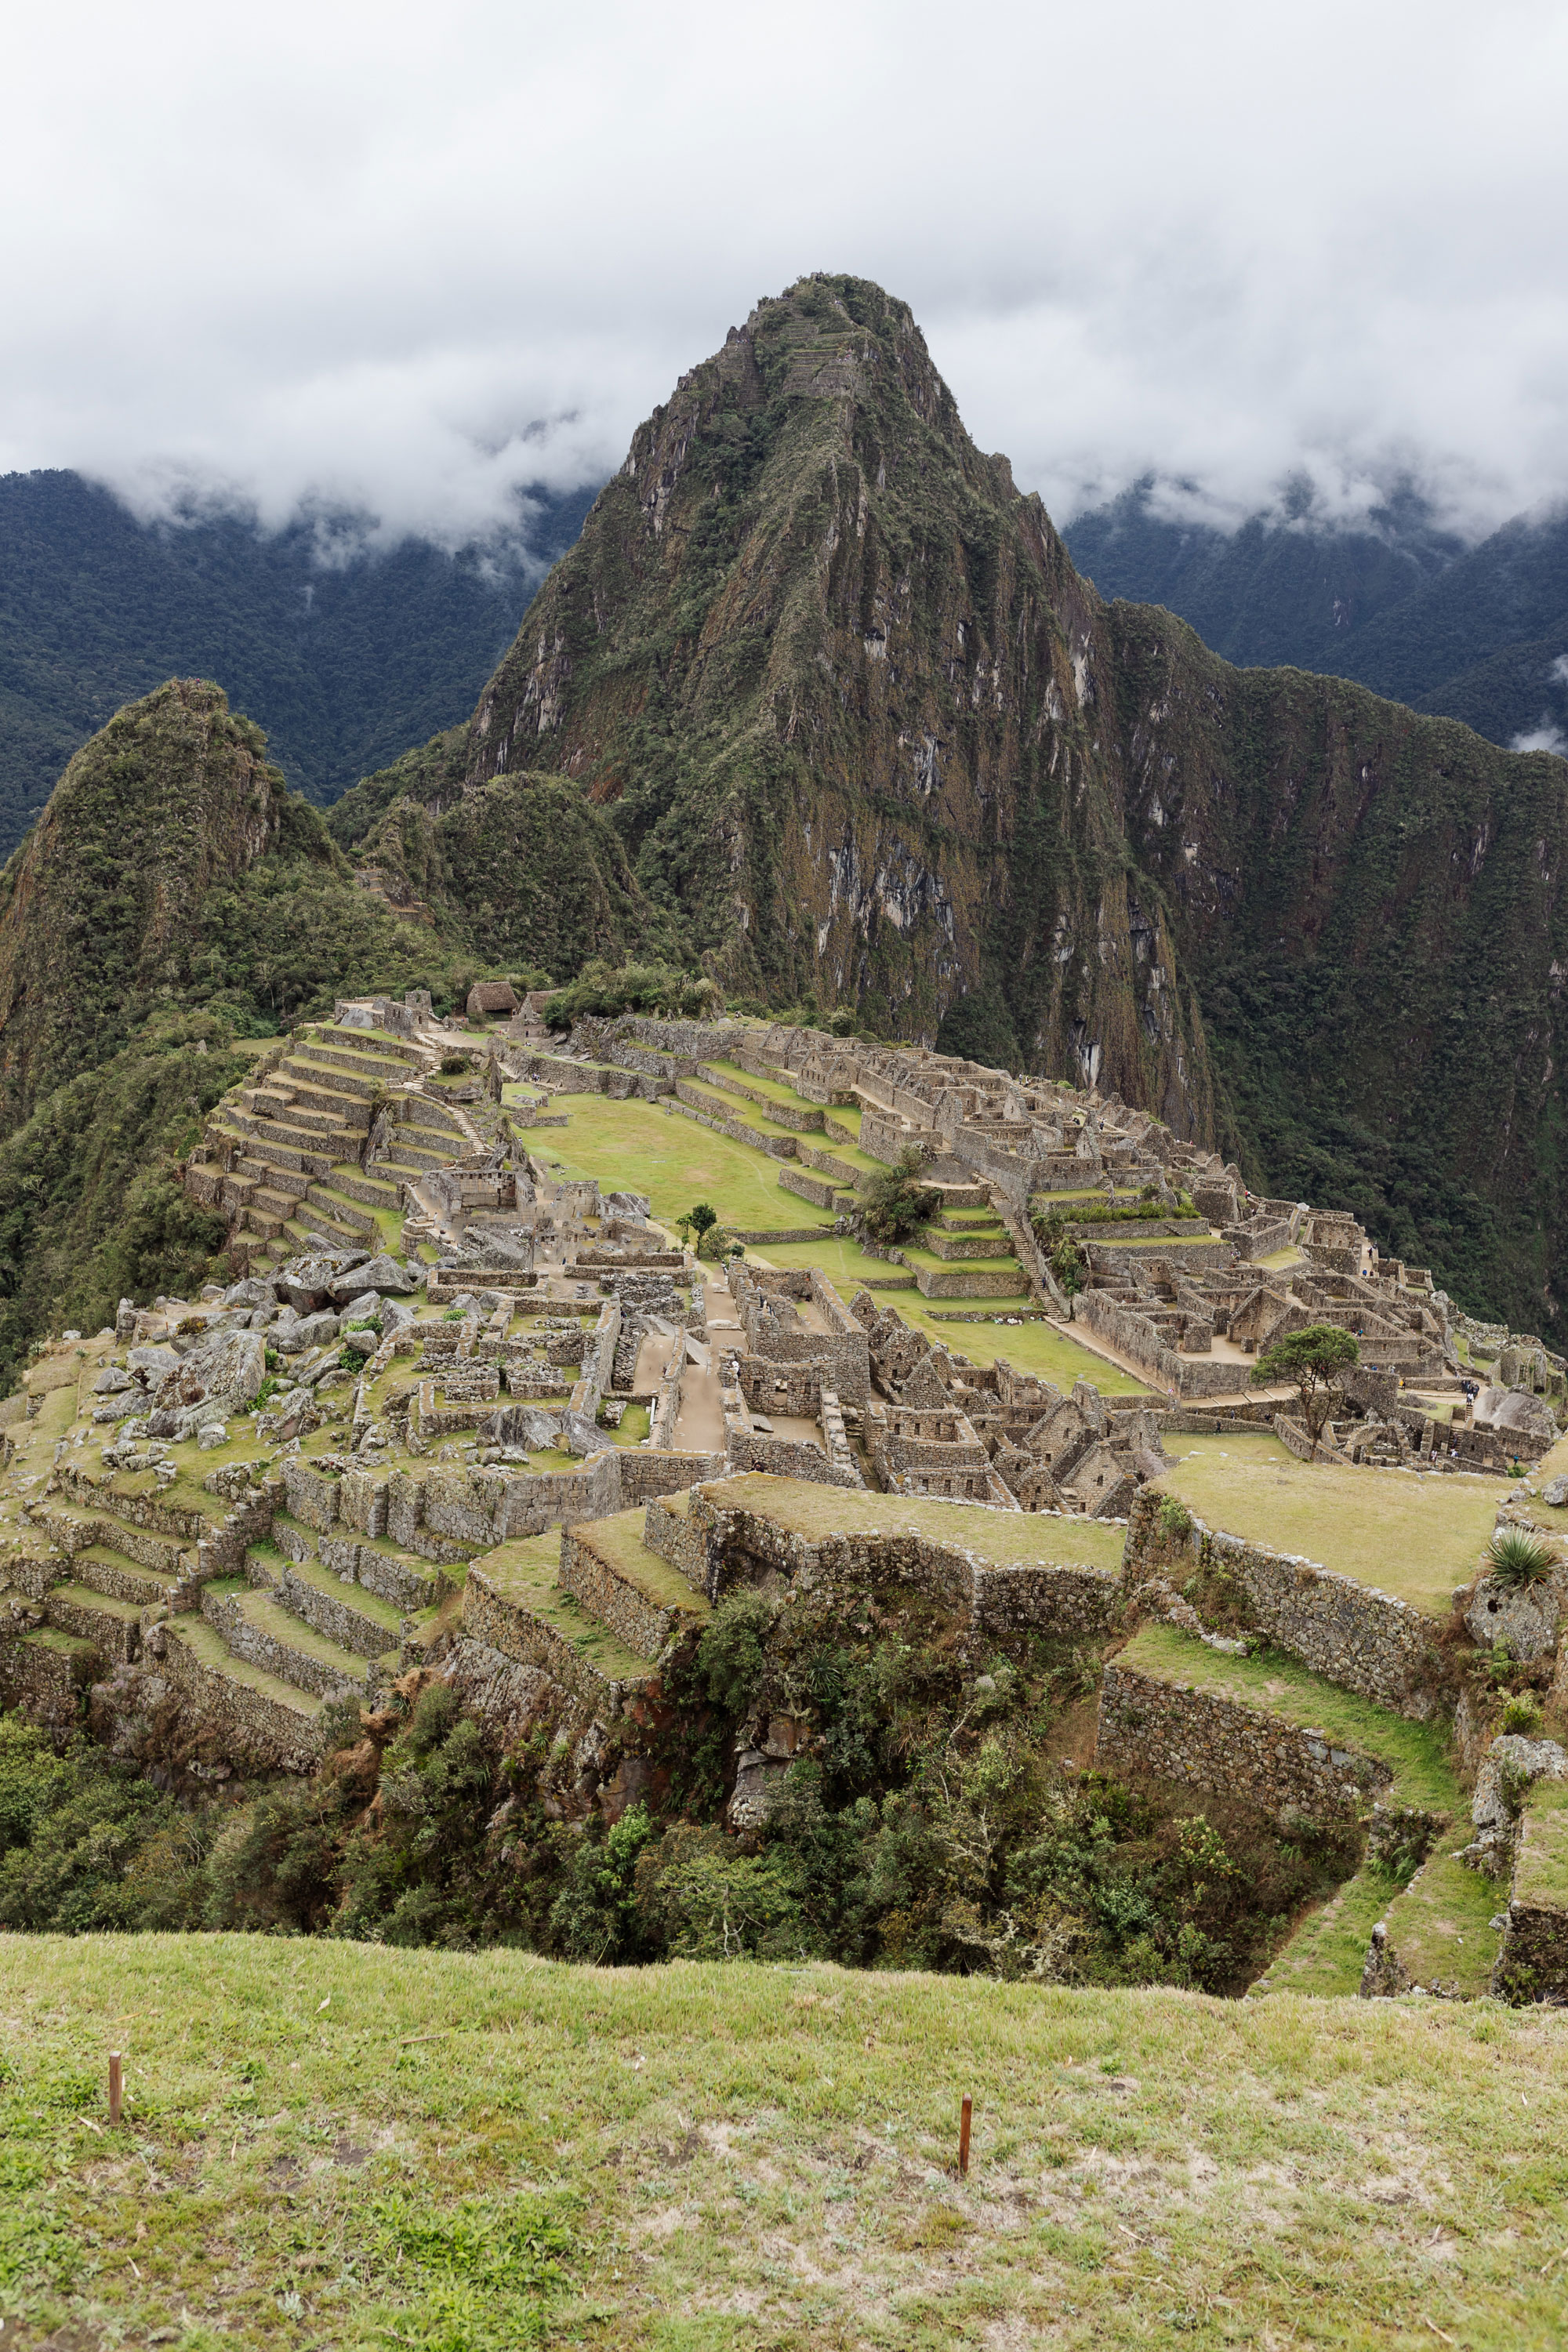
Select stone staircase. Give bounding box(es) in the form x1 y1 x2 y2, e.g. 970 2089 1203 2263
193 1020 445 1269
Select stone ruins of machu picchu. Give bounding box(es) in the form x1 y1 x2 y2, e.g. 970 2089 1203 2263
2 992 1566 2001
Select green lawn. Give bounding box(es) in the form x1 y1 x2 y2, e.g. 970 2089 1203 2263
511 1095 1147 1399
514 1092 838 1237
2 1934 1566 2350
1160 1435 1508 1613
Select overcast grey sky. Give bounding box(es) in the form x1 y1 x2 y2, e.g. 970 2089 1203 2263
4 0 1564 551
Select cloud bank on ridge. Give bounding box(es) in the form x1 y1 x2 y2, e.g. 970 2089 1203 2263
4 0 1565 550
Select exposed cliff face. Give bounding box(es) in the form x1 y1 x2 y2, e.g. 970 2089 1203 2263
0 680 301 1123
1107 607 1568 1330
466 274 1215 1135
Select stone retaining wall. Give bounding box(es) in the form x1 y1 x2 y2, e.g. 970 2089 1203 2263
617 1449 725 1505
1123 1488 1443 1718
462 1568 653 1715
201 1586 365 1702
697 1066 825 1132
0 1632 91 1726
906 1263 1022 1298
779 1165 846 1210
671 1083 799 1160
558 1528 696 1660
156 1624 324 1772
1096 1659 1392 1824
673 1483 1118 1638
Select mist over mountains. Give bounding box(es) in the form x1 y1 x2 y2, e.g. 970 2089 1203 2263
0 470 597 855
1065 485 1568 757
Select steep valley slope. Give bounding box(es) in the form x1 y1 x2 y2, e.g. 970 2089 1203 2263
346 272 1568 1341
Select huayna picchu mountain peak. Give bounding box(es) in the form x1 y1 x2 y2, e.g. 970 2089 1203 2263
463 273 1215 1138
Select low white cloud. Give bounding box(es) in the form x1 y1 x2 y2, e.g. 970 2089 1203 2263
2 0 1567 550
1511 724 1568 757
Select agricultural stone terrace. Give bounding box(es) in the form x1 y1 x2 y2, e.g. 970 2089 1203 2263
2 1001 1568 2000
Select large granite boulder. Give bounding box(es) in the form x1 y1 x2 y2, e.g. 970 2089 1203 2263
1475 1385 1559 1445
147 1327 267 1436
1464 1566 1566 1662
275 1250 368 1312
221 1276 278 1311
328 1254 420 1303
273 1310 340 1355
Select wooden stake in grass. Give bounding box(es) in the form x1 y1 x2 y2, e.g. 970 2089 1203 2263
959 2093 972 2177
108 2051 122 2128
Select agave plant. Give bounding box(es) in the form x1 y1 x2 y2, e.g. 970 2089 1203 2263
1485 1526 1556 1588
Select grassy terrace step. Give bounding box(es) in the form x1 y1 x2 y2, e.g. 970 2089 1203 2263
246 1541 406 1657
897 1240 1021 1275
1373 1847 1501 1999
303 1183 379 1236
304 1022 428 1064
285 1053 393 1102
571 1509 711 1614
165 1613 323 1719
277 1076 374 1126
298 1041 423 1087
71 1543 179 1606
45 1581 143 1657
376 1138 452 1172
272 1514 452 1613
201 1577 380 1697
558 1508 712 1661
17 1625 97 1661
1115 1624 1476 1998
1159 1434 1511 1616
710 1472 1129 1572
677 1080 804 1145
1116 1624 1460 1809
474 1530 655 1682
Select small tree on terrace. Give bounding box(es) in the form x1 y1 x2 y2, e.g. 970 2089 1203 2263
1251 1323 1359 1446
857 1149 940 1245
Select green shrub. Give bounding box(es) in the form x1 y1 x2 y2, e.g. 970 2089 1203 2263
1156 1497 1193 1544
542 960 721 1028
696 1588 777 1714
1501 1691 1545 1736
1486 1527 1556 1587
857 1149 939 1245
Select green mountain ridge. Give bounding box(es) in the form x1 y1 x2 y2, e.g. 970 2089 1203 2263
1065 481 1568 750
0 467 597 856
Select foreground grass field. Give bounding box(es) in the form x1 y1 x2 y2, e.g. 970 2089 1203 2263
2 1938 1566 2350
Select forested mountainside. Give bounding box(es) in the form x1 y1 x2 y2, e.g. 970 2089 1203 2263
351 272 1568 1339
1065 483 1568 753
0 469 597 855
